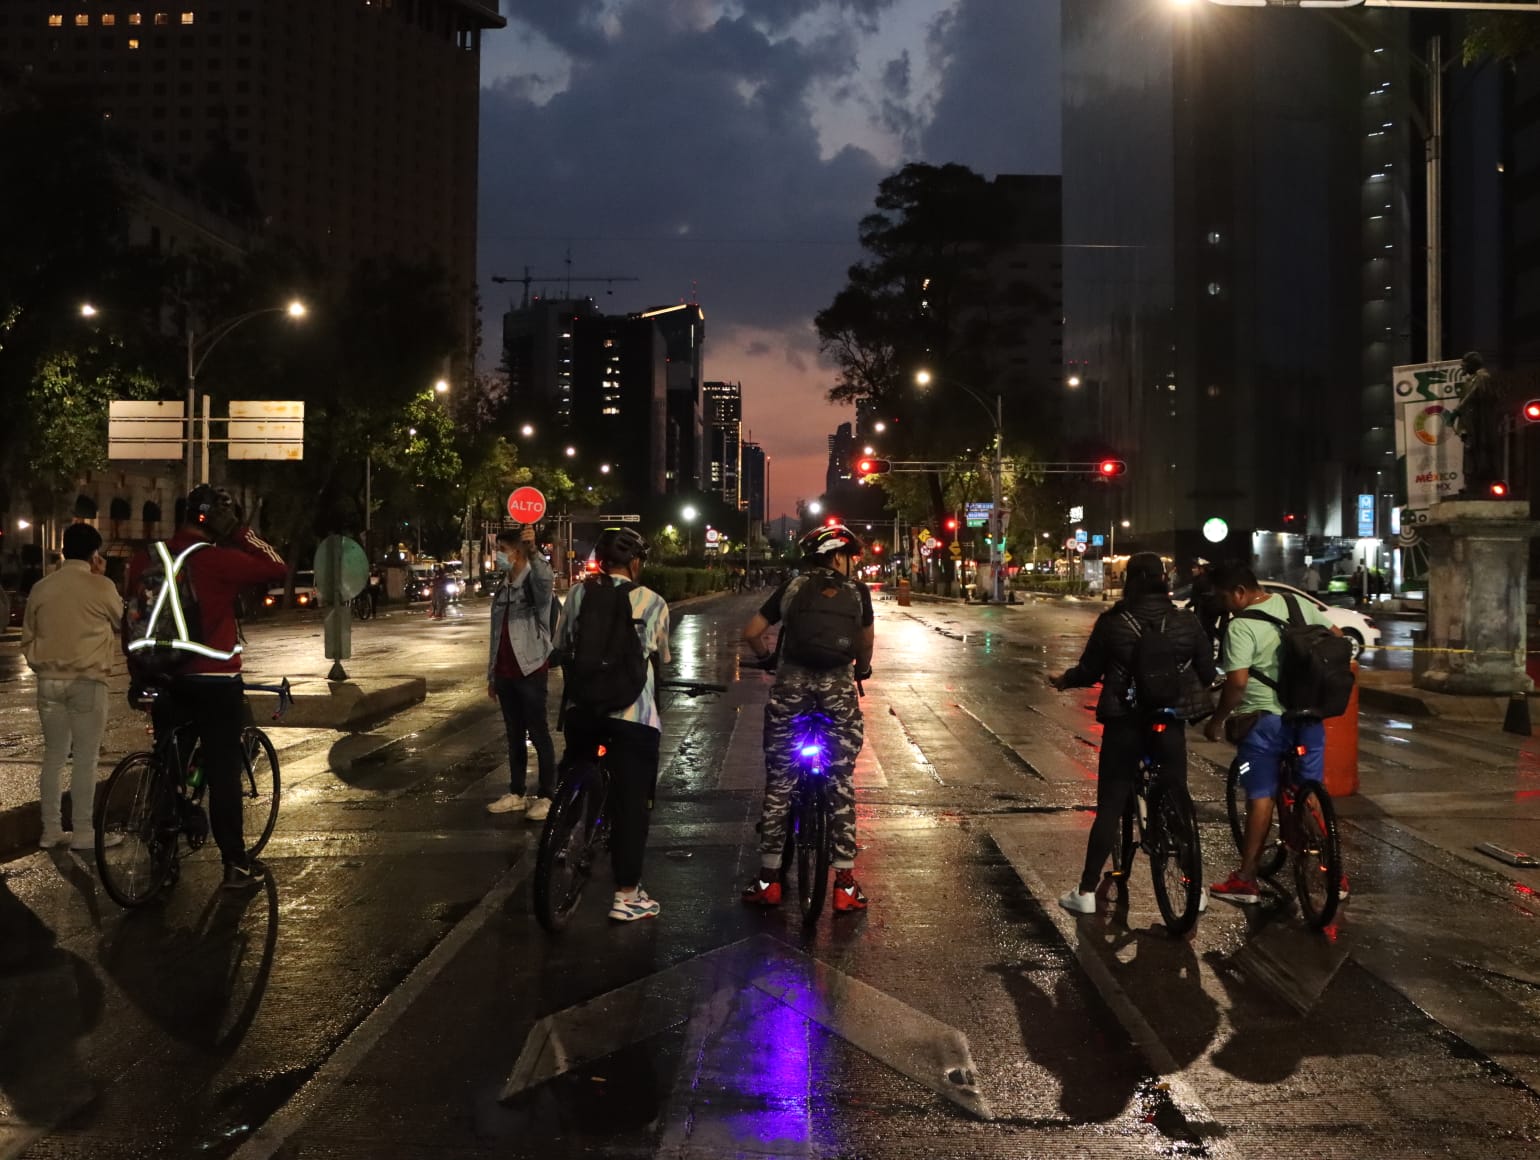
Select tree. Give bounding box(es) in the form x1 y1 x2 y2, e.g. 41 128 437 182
1463 15 1540 66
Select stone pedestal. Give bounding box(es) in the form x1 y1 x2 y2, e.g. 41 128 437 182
1415 500 1538 696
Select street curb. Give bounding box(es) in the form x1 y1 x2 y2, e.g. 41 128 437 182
246 676 428 730
1358 685 1438 718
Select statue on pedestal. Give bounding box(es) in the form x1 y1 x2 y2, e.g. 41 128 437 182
1447 351 1502 498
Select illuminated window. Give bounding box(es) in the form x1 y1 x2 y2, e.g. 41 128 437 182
154 13 169 26
180 11 193 24
48 14 64 27
75 13 89 26
129 13 142 24
103 13 116 25
128 37 139 48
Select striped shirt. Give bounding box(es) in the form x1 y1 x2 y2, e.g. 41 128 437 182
557 574 671 731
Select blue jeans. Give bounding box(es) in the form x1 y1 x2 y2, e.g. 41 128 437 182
1236 713 1325 801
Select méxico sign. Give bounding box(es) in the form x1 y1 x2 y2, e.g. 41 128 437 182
1393 360 1475 510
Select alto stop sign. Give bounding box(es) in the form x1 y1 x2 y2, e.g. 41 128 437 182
506 486 547 524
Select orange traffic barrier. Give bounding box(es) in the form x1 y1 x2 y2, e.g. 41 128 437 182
896 578 912 607
1322 661 1360 797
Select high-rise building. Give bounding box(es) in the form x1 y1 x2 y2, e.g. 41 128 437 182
1062 0 1363 558
571 315 667 500
704 380 743 506
0 0 505 348
501 297 599 429
826 422 857 496
740 440 767 523
638 303 705 494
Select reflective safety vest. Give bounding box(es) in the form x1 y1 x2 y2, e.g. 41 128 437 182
126 541 242 665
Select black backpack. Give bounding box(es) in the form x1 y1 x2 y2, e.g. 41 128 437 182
123 541 215 682
1122 612 1183 711
564 577 648 714
1237 593 1355 719
780 571 864 670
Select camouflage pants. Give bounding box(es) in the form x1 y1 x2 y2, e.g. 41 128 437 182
758 671 864 870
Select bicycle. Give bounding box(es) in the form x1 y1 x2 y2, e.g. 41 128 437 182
778 710 840 926
351 591 376 620
94 682 288 908
1224 738 1343 930
532 679 726 932
1107 712 1205 935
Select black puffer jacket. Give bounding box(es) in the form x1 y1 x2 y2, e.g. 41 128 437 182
1060 593 1216 723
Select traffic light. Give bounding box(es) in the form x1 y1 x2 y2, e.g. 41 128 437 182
1098 459 1127 478
944 517 958 532
1491 481 1510 498
872 543 883 555
1524 400 1540 423
856 457 891 476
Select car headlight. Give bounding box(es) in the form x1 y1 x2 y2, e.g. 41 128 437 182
264 595 276 607
298 594 310 605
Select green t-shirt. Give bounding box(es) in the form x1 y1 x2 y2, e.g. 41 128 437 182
1223 592 1335 716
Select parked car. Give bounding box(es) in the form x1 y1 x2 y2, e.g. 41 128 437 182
265 569 320 610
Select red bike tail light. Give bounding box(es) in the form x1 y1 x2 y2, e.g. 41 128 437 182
596 744 608 758
1296 745 1307 757
1152 722 1167 734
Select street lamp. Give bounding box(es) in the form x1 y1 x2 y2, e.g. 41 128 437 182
681 505 698 556
520 423 535 437
1066 375 1082 389
17 519 30 531
434 378 450 394
565 446 577 458
807 500 823 516
79 303 98 318
913 368 1008 603
873 421 886 433
599 463 611 474
184 299 308 493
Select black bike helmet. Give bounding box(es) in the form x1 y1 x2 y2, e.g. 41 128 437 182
798 523 864 562
595 526 650 567
185 484 239 537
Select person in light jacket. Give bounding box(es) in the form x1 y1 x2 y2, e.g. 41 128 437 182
21 524 124 849
485 526 558 820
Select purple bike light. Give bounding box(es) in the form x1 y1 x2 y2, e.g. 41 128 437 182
799 744 822 758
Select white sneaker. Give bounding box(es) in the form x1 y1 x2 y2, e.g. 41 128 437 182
526 797 551 822
609 888 661 922
486 793 528 815
1058 887 1097 915
39 829 71 849
72 832 122 852
1198 886 1209 914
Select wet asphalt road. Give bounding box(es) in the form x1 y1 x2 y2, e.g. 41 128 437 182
1 592 1538 1159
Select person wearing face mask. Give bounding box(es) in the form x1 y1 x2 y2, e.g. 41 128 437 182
485 526 558 820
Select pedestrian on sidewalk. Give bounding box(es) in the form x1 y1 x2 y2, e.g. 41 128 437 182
21 524 124 849
486 526 558 821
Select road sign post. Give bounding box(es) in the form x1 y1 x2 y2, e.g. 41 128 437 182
316 534 369 682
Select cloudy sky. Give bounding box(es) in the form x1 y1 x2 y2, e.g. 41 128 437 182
478 0 1060 516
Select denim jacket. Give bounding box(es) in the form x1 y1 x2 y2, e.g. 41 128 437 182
487 553 555 681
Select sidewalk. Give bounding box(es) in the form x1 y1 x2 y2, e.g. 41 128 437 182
1356 668 1517 724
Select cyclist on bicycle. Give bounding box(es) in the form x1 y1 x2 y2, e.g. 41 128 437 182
1204 560 1342 904
126 485 286 888
554 527 671 922
1048 552 1214 915
740 524 873 913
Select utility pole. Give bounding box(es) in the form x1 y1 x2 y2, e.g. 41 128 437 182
1426 33 1443 363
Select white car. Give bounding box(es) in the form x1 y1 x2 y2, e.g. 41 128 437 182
1259 581 1380 650
264 569 320 610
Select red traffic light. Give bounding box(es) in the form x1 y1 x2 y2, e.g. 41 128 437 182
1490 481 1510 498
855 457 891 476
1098 459 1127 477
944 517 958 531
872 543 883 554
1524 400 1540 423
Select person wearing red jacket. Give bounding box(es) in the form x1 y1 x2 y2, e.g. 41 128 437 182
128 485 286 888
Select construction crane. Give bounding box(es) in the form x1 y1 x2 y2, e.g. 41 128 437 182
492 264 639 308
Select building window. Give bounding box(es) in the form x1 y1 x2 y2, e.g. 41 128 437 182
48 14 64 28
102 14 116 27
155 13 170 26
181 12 194 25
75 13 89 26
129 13 142 24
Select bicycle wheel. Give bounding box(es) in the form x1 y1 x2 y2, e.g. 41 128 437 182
95 752 178 908
1226 757 1285 877
533 764 603 932
1291 783 1342 930
1109 794 1137 890
795 785 830 926
240 727 281 857
1149 783 1204 935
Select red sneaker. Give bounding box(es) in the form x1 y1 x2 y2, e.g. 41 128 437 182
741 878 782 906
1210 871 1260 905
832 871 868 913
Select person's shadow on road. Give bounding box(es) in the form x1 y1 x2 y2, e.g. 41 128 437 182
0 873 105 1131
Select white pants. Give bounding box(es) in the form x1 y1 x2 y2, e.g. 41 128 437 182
37 678 108 835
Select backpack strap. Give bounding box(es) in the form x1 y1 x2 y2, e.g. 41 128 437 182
1235 598 1288 692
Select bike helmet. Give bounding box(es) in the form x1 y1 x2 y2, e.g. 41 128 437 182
798 523 864 561
595 526 650 567
185 484 239 539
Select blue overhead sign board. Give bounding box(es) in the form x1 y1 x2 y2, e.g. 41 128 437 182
1357 494 1375 538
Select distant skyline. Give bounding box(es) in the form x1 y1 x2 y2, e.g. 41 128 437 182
477 0 1060 515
